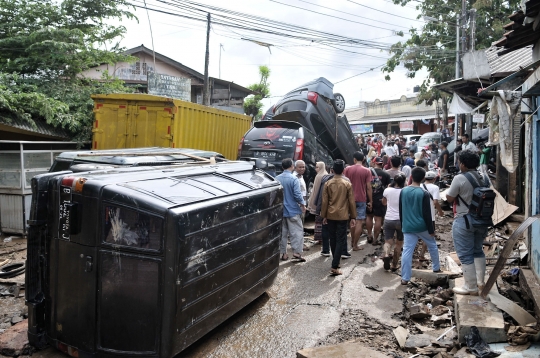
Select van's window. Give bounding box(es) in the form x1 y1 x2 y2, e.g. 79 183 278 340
275 100 307 115
49 159 72 172
417 134 441 148
104 206 162 250
245 126 300 143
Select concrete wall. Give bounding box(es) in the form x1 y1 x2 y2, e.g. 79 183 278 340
462 51 491 80
362 95 436 117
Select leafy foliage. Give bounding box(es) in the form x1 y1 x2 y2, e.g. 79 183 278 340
244 65 271 121
383 0 521 120
0 0 136 140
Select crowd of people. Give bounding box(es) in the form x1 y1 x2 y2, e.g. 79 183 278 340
275 134 492 296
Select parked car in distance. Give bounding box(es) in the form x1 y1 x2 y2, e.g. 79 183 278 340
363 133 386 142
267 77 358 164
237 120 334 191
403 134 421 147
417 132 450 149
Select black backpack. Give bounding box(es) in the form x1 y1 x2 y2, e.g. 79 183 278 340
458 172 496 228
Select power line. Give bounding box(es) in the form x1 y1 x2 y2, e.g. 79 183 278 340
268 0 407 32
346 0 423 22
334 65 385 84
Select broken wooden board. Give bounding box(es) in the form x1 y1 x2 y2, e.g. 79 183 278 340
393 326 408 348
520 268 540 320
488 290 537 327
297 341 390 358
481 215 540 298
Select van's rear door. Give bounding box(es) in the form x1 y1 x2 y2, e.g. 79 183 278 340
240 121 302 169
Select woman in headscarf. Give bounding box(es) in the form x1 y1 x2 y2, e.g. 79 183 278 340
401 164 412 184
308 162 328 244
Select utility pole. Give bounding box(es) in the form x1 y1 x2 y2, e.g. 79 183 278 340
461 0 468 54
203 13 211 106
470 8 477 51
455 16 460 79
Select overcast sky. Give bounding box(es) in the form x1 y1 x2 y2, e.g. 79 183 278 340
120 0 431 111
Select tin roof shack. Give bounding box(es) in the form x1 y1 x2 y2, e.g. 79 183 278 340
0 141 79 235
489 0 540 301
26 161 282 357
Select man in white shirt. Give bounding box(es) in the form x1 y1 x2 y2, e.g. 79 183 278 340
294 160 308 251
461 134 477 152
418 171 444 259
384 140 396 157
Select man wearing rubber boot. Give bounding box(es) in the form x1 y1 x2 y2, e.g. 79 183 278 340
446 151 487 295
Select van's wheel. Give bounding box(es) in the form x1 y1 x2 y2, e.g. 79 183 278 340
333 93 345 113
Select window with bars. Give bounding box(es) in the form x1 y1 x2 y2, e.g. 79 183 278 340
142 62 147 75
132 62 141 75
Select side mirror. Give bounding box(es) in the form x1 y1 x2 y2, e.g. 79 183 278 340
254 158 269 170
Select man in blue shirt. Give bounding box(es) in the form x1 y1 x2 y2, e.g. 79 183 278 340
399 167 441 285
275 158 307 262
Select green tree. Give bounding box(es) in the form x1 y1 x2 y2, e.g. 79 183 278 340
244 65 271 122
383 0 520 124
0 0 136 141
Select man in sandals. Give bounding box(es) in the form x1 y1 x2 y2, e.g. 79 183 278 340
321 160 357 275
275 158 306 262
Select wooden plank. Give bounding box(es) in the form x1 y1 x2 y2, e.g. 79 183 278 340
212 88 230 100
481 215 540 298
489 290 537 326
519 268 540 320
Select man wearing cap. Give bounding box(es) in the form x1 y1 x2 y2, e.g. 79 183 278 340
321 160 357 275
366 157 391 244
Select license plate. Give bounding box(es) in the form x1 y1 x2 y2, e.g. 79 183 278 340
254 151 276 157
58 185 72 240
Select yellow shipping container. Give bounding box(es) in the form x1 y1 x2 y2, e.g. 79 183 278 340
91 93 252 159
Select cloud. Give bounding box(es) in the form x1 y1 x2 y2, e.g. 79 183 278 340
120 0 433 110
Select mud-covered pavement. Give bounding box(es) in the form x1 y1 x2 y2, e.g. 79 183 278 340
179 238 407 358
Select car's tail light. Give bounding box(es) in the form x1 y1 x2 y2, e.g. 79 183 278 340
294 138 304 161
307 91 318 106
237 137 244 159
61 176 87 193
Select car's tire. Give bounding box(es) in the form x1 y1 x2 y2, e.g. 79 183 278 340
333 93 345 113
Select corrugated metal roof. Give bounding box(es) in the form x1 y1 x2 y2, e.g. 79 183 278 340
0 116 69 140
485 45 533 76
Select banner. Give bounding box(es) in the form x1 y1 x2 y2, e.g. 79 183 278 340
350 124 373 134
400 121 414 131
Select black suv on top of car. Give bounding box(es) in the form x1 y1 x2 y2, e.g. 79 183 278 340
264 77 358 164
237 120 334 190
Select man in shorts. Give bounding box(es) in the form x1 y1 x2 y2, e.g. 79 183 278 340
366 157 391 244
344 152 373 252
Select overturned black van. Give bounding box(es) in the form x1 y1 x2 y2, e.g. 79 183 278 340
26 161 283 357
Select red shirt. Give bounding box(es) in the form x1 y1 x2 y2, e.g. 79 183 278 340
372 142 382 156
343 164 372 202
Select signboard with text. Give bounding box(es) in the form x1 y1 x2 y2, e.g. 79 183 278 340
148 73 191 101
399 121 414 131
350 124 373 134
473 114 485 123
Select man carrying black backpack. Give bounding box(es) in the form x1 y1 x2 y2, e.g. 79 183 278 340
446 151 494 296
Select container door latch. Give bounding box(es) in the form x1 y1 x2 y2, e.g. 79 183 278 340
84 256 93 272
